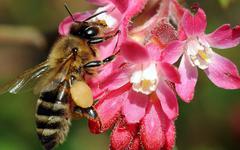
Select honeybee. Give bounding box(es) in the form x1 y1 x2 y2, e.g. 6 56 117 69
0 4 119 150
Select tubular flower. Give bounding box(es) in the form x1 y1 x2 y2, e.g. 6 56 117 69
59 0 182 149
89 40 180 150
96 40 180 122
161 6 240 102
109 101 176 150
58 0 240 150
58 0 149 98
84 0 182 149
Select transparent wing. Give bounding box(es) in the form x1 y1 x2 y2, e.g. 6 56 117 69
34 60 72 94
0 61 49 94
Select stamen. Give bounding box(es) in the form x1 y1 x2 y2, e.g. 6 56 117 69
187 38 213 70
130 63 159 95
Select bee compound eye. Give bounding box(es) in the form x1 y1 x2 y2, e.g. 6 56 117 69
84 26 99 37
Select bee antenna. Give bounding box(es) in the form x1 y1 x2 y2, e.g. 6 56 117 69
83 10 107 22
64 3 77 22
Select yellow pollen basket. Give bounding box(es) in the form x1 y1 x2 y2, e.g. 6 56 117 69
70 81 93 108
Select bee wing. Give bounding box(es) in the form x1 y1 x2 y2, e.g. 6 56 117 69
0 61 49 94
34 60 72 94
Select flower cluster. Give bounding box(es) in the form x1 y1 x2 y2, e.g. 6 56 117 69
59 0 240 149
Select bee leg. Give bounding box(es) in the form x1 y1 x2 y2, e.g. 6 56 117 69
83 53 118 69
83 45 120 69
87 30 120 44
73 106 99 120
83 60 102 68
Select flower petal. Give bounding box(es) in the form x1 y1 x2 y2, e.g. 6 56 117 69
110 119 133 150
140 102 165 150
89 92 128 133
163 120 176 150
156 81 179 120
120 40 150 64
122 90 149 123
182 8 207 36
206 24 240 49
176 55 198 103
159 62 180 83
110 0 147 14
205 52 240 89
87 55 129 98
109 0 130 13
99 63 130 91
117 0 148 45
161 40 184 64
233 25 240 43
169 0 186 24
98 36 119 59
92 5 121 29
58 12 92 36
146 43 162 61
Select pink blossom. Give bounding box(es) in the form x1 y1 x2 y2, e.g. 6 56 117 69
58 1 240 149
161 7 240 102
58 0 240 149
58 0 149 98
89 74 177 150
88 39 180 150
69 1 181 149
59 0 148 50
108 101 176 150
59 0 181 149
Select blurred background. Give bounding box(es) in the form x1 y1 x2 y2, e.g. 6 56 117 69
0 0 239 150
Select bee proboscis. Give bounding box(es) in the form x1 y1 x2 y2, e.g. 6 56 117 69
0 4 120 150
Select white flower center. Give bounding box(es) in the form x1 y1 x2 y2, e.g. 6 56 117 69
130 63 159 95
186 38 213 70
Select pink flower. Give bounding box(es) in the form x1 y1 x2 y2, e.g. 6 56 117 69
59 0 182 149
109 101 176 150
58 1 240 149
59 0 148 48
89 39 180 149
58 0 149 97
161 7 240 102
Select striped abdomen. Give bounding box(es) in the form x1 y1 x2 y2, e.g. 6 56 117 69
36 82 70 150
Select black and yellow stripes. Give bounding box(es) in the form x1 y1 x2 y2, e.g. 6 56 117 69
35 81 70 150
36 100 66 117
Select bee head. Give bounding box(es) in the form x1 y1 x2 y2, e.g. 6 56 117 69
64 3 108 40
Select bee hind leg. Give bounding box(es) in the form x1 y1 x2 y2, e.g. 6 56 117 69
73 106 99 120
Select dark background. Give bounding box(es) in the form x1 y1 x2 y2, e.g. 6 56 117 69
0 0 239 150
